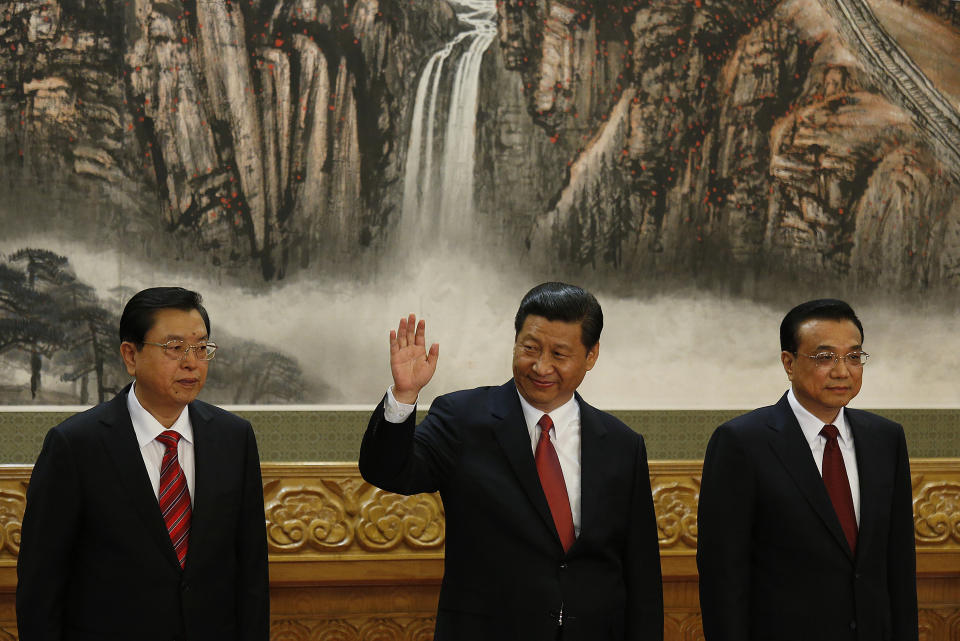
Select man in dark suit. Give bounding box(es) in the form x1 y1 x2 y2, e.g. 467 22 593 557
696 299 918 641
359 282 663 641
16 287 269 641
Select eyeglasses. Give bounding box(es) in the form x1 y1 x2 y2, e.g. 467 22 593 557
142 339 218 361
797 351 869 368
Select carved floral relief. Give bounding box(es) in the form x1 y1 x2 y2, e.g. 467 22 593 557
914 482 960 545
0 488 26 557
653 478 700 549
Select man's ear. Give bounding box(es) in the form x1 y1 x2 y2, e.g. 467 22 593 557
120 342 138 377
781 350 795 382
585 342 599 371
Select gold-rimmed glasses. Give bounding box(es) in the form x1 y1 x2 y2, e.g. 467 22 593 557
797 351 869 368
142 339 218 361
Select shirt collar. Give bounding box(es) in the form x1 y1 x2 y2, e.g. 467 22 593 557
516 388 581 434
127 382 194 449
786 387 852 448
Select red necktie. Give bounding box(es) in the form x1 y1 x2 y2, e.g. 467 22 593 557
820 424 858 555
535 414 575 552
156 430 192 568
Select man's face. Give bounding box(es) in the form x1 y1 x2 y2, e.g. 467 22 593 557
512 314 598 413
781 318 863 423
121 308 209 420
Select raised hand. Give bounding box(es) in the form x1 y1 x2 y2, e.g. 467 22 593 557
390 314 440 404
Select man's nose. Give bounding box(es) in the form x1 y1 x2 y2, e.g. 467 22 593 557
180 348 201 367
533 354 555 373
830 357 851 376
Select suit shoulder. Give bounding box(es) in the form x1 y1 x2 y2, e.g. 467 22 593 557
846 407 902 431
580 401 642 442
49 401 114 437
719 404 778 432
424 385 505 420
705 405 780 449
432 385 500 406
191 399 253 430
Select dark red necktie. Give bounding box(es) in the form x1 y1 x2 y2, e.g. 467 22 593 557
535 414 575 552
156 430 192 568
820 424 858 555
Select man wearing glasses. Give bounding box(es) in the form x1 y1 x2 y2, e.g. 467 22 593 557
696 299 918 641
17 287 269 641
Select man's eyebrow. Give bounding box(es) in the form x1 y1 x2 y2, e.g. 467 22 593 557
814 343 862 350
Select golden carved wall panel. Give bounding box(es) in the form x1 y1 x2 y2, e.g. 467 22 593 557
913 479 960 546
652 477 700 550
1 461 958 565
0 460 958 641
918 608 960 641
0 487 25 558
269 617 435 641
260 469 445 557
355 490 445 552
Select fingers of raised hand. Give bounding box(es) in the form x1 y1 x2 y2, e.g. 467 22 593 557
414 319 427 346
395 314 417 348
405 313 417 345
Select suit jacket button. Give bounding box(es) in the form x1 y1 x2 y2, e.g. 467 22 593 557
850 621 857 630
559 562 568 569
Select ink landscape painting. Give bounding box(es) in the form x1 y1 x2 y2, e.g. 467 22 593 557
1 0 958 408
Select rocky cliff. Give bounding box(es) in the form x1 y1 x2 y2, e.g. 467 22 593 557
500 0 960 299
1 0 457 279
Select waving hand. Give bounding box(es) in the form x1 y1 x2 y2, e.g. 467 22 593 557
390 314 439 404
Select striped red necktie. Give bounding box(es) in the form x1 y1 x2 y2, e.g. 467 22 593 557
156 430 191 568
535 414 576 552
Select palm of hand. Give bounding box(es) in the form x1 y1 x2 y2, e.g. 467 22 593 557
391 343 435 391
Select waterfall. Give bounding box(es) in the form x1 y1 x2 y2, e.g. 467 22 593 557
401 1 497 243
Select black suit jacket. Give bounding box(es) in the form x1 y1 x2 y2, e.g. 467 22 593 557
358 380 663 641
16 385 270 641
696 393 918 641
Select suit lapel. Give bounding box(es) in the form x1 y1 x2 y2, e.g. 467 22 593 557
184 401 214 575
767 394 854 559
490 380 565 551
572 394 607 555
848 411 877 565
99 385 182 571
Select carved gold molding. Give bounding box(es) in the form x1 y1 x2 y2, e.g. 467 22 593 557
0 459 958 568
261 472 446 556
270 617 435 641
0 485 25 558
653 477 700 549
913 478 960 546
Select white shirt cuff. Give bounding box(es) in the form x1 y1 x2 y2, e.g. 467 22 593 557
384 385 417 423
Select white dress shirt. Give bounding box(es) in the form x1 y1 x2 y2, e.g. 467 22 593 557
127 383 196 505
786 388 860 525
383 385 583 536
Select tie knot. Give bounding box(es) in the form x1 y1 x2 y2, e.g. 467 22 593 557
537 414 554 434
156 430 182 450
820 424 840 441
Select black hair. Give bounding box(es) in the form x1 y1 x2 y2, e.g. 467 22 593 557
514 282 603 349
780 298 863 353
119 287 210 347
